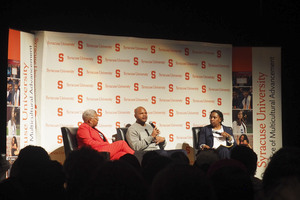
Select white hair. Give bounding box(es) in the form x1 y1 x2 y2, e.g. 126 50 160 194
82 109 97 122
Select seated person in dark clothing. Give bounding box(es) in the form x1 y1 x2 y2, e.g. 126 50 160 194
198 110 236 159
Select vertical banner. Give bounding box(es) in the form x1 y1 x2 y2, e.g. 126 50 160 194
20 31 36 148
232 48 254 148
35 31 232 162
7 29 35 161
232 47 282 178
252 47 282 178
7 29 20 160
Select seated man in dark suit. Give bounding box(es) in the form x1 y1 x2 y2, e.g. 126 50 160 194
198 110 236 159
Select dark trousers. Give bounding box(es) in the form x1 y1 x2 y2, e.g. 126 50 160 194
216 145 231 159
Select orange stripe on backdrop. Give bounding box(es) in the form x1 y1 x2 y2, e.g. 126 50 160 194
8 29 20 61
232 47 252 72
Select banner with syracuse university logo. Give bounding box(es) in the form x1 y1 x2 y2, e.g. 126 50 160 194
232 47 282 178
252 47 282 178
34 31 232 161
6 29 35 161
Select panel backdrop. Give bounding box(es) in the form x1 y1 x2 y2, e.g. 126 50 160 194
35 31 232 161
7 29 281 178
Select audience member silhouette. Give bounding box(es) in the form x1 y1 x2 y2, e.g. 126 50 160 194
0 145 65 200
84 160 147 200
193 149 220 174
63 146 107 200
150 163 216 200
119 153 142 173
140 150 160 168
169 151 190 165
142 154 173 186
262 176 300 200
231 145 263 198
262 146 300 200
207 159 254 200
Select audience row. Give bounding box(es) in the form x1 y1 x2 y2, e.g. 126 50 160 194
0 144 300 200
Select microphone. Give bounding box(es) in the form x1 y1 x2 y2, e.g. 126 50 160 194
212 130 221 135
149 121 156 128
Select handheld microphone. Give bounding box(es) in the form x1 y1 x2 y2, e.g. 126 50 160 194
212 130 221 135
149 121 156 128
